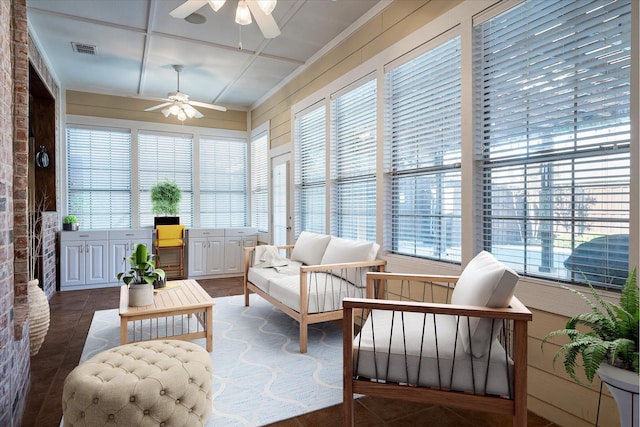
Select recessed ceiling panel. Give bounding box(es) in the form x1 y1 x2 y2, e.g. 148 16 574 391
28 11 146 95
28 0 150 29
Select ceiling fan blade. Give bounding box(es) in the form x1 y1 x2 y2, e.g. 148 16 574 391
190 106 205 118
246 0 281 39
144 102 173 112
170 0 208 19
189 100 227 112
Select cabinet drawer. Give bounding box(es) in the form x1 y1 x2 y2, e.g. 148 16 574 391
60 230 109 241
109 229 152 240
224 227 257 237
188 228 225 238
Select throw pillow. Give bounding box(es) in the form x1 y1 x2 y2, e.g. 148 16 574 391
290 231 332 266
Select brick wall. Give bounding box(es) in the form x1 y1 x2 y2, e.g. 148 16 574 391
0 0 31 425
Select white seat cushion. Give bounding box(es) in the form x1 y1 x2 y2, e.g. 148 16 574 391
353 310 513 396
268 272 365 313
248 261 303 293
451 251 519 357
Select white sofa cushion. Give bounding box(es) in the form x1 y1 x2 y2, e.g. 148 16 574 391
320 237 379 286
354 309 513 396
247 260 303 294
451 251 519 357
268 273 365 314
290 231 332 266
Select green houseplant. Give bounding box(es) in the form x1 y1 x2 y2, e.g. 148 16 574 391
151 180 182 216
117 243 166 306
542 267 638 426
63 214 79 231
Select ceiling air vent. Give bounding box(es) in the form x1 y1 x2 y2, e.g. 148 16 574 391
71 42 97 55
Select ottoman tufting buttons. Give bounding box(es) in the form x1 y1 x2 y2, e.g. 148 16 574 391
62 340 212 427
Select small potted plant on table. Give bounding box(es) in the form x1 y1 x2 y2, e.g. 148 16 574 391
542 267 638 427
117 243 166 307
63 214 79 231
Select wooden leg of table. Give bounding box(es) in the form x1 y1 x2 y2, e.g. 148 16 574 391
206 306 213 352
120 317 128 345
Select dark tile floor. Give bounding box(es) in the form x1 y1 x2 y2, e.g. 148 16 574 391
22 277 556 426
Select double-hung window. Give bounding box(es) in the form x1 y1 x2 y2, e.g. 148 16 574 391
200 136 247 227
294 104 326 235
250 132 268 232
476 0 631 288
66 126 132 229
330 77 377 241
138 131 193 227
385 35 462 262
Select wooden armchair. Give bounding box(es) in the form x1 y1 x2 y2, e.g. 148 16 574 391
343 251 532 426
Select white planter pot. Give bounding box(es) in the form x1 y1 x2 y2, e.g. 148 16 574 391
597 363 639 427
128 283 154 307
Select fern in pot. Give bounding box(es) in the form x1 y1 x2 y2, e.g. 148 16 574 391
117 243 166 307
542 267 638 426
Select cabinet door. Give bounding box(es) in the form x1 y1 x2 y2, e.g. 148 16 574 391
109 239 130 283
224 237 244 274
85 240 110 285
206 237 225 275
188 237 208 277
60 241 85 288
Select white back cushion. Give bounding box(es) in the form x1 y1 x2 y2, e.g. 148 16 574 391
451 251 519 357
290 231 331 266
320 237 378 286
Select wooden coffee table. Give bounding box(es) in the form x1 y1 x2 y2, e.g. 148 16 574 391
119 279 214 351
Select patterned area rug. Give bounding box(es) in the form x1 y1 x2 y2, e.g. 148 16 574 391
80 294 344 426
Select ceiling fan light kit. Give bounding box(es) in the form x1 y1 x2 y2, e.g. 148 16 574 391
144 64 226 121
235 1 252 26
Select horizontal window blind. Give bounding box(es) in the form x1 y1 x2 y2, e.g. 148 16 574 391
200 136 247 227
476 0 631 289
294 105 326 235
250 133 268 232
66 127 132 229
138 131 193 227
330 77 377 242
386 36 462 261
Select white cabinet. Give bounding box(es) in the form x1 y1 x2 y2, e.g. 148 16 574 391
187 228 257 278
60 231 109 291
108 230 153 283
225 228 258 274
187 229 225 277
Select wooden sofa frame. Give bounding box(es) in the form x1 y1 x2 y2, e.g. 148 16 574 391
343 272 533 426
244 245 386 353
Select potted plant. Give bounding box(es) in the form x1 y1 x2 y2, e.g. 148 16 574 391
63 214 79 231
117 243 166 307
150 180 181 226
542 267 638 427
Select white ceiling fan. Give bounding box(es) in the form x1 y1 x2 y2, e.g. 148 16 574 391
144 65 226 121
170 0 281 39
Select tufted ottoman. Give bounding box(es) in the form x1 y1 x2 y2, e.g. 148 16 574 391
62 340 212 427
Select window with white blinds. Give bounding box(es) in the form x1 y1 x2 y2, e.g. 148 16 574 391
250 133 268 232
330 78 377 241
138 131 193 228
200 136 247 227
66 127 132 229
385 36 462 262
475 0 631 289
294 105 326 235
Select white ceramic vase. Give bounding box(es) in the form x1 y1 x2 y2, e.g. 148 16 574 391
597 363 639 427
128 283 154 306
28 279 50 356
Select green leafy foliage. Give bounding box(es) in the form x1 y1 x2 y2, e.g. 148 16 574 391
63 214 78 224
150 180 182 216
542 267 638 384
117 243 165 286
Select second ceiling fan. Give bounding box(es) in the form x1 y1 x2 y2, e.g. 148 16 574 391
170 0 281 39
144 65 227 122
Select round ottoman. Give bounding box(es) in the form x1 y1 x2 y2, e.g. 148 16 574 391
62 340 212 427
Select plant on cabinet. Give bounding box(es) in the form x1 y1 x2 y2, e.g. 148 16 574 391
63 214 79 231
150 180 181 226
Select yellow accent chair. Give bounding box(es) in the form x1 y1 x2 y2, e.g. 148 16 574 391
155 224 186 279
